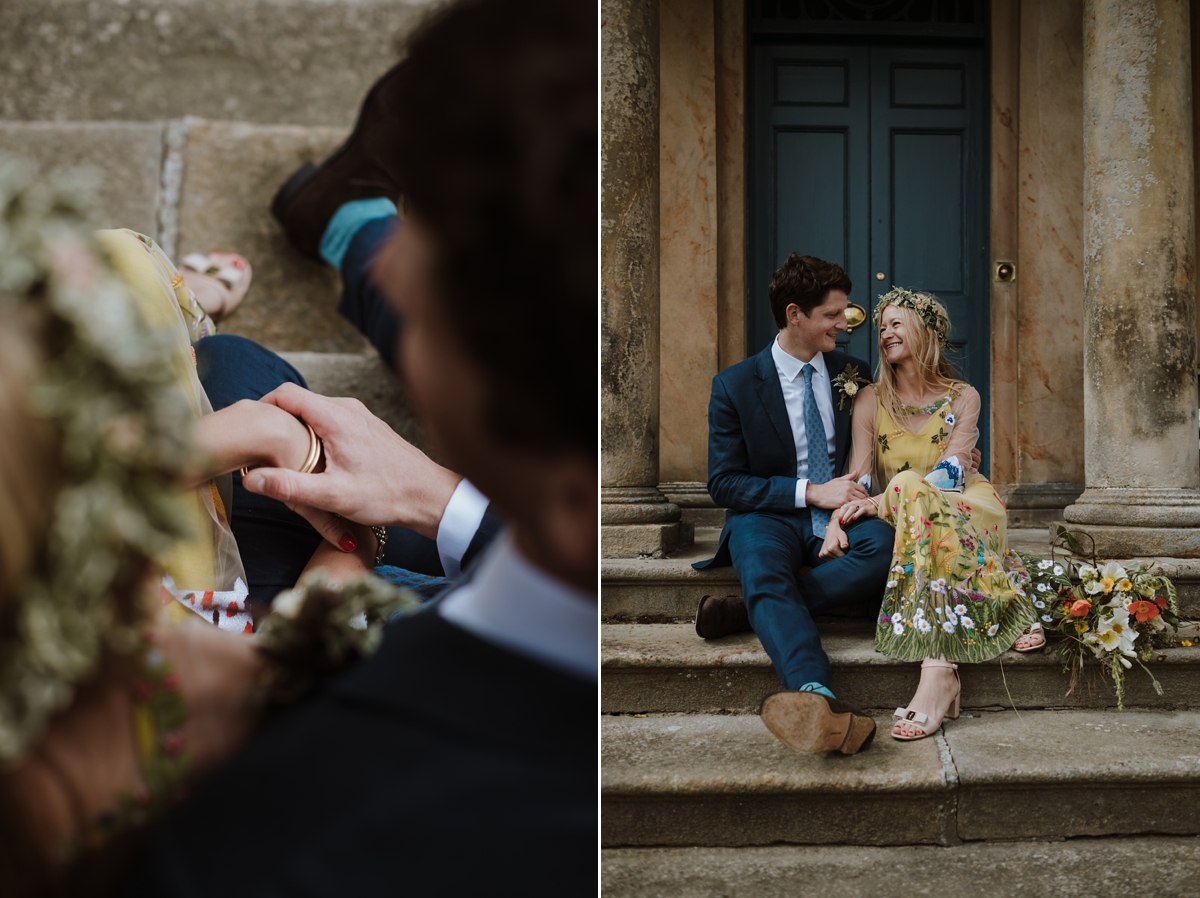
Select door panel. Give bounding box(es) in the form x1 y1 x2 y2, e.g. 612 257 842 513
750 39 989 471
891 131 964 293
870 45 988 470
776 131 847 269
751 44 871 361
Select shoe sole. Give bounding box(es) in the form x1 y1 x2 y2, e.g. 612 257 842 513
760 692 877 755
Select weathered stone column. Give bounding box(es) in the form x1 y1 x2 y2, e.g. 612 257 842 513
601 0 690 557
1062 0 1200 556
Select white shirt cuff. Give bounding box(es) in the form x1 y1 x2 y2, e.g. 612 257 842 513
436 479 489 579
795 478 809 508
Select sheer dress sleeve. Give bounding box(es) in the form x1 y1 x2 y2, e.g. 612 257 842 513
939 383 980 465
847 385 878 494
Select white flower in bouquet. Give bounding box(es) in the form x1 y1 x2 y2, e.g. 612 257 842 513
1079 564 1099 582
1092 607 1138 657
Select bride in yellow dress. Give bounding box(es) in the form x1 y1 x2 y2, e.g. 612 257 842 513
821 287 1036 741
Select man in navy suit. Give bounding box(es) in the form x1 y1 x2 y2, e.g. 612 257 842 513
122 2 595 893
694 253 892 755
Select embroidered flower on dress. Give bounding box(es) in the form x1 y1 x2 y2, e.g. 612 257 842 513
886 580 898 589
893 621 905 635
1034 599 1046 609
960 616 975 630
917 619 932 633
987 623 1000 637
945 413 956 426
942 621 956 633
1041 614 1053 622
953 604 967 615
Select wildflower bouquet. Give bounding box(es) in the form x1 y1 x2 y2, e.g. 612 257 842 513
1021 529 1182 709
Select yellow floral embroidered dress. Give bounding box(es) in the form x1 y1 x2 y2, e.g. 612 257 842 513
849 382 1035 662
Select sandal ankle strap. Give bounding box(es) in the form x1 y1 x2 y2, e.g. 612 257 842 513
921 658 958 671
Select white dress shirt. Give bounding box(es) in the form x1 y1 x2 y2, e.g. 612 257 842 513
771 337 836 507
438 530 597 681
436 478 490 578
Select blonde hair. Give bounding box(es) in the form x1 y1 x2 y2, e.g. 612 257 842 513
0 304 58 618
875 295 958 431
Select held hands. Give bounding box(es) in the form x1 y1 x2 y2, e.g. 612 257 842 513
805 471 869 510
819 518 849 559
242 383 462 545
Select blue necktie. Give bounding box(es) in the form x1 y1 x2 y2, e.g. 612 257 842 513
802 364 833 537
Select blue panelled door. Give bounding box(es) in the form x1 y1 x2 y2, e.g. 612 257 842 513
750 41 989 471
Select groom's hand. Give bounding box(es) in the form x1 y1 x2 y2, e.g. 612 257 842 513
243 383 462 543
806 472 869 509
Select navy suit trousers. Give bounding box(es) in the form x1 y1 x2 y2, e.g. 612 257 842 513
727 509 893 690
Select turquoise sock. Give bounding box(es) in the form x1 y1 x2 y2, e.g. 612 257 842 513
318 197 398 269
798 682 835 700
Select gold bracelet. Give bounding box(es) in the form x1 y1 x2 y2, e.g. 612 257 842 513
240 419 324 479
371 525 388 566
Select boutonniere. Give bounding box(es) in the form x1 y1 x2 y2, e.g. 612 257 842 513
831 364 868 411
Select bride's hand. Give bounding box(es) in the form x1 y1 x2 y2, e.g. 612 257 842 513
838 497 878 524
819 518 849 559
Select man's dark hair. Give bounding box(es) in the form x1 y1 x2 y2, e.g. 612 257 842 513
389 0 594 456
768 254 853 329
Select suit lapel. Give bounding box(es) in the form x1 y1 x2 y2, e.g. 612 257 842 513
824 350 854 475
754 344 797 472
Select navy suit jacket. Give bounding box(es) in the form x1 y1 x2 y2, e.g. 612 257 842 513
122 608 594 896
694 342 869 570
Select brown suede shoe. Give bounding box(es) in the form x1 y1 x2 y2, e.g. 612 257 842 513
694 594 751 639
270 61 409 259
760 691 877 755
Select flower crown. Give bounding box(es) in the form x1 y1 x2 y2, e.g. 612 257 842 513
0 157 194 761
872 286 951 349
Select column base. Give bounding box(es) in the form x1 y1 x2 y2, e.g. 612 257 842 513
1049 521 1200 559
996 482 1084 528
659 481 724 528
602 521 695 558
1063 488 1200 528
602 487 695 557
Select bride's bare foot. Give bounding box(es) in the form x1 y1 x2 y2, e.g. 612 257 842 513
893 660 961 740
1013 622 1046 652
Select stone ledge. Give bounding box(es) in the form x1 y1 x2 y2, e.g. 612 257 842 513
601 836 1200 898
601 623 1200 713
0 121 165 235
602 712 954 848
601 710 1200 847
603 528 1200 620
0 0 444 127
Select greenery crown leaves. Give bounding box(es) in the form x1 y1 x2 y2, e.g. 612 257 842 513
0 155 194 761
872 285 951 349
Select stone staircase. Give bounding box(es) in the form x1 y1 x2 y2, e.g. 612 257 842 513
0 0 445 451
602 527 1200 894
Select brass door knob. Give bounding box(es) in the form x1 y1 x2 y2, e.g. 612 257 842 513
875 271 886 281
845 302 867 332
994 261 1016 282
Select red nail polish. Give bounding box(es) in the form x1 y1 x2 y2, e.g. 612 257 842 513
338 534 357 552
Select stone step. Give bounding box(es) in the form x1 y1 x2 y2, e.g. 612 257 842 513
601 835 1200 897
0 0 440 127
601 623 1200 714
602 527 1200 620
0 118 372 354
601 709 1200 848
0 120 428 448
